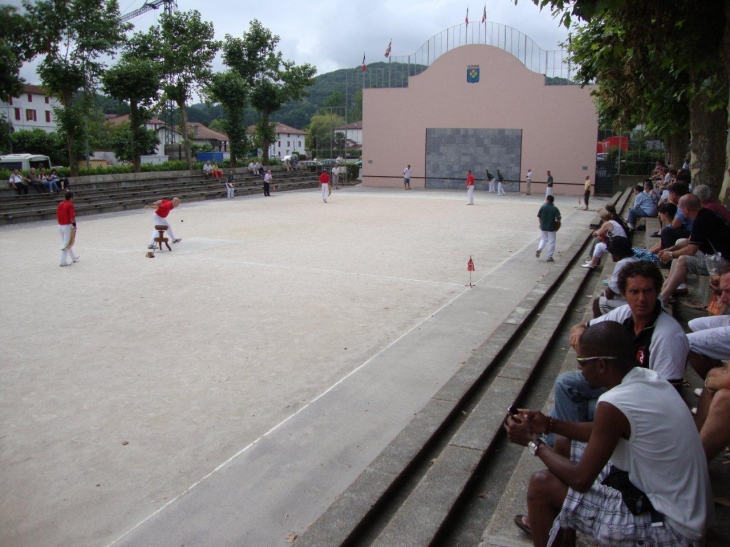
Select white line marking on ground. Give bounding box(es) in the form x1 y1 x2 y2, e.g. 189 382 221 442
183 255 466 287
106 273 476 547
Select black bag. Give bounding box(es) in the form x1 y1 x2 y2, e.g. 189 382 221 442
601 465 654 515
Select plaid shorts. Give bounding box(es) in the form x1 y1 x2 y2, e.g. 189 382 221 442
547 441 699 547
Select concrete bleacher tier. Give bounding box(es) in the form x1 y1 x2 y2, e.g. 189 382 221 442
0 166 351 225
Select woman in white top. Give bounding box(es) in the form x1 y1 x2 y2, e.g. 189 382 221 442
582 208 629 268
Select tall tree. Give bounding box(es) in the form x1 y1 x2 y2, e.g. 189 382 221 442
206 71 248 167
102 49 161 171
567 16 690 167
526 0 728 202
224 20 316 165
0 5 44 101
26 0 129 176
135 10 219 170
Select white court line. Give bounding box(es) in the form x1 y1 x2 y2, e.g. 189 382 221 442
106 274 476 547
183 254 467 288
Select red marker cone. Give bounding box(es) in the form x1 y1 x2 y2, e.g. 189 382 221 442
467 256 475 287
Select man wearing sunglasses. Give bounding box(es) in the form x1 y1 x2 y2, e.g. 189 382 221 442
505 321 711 547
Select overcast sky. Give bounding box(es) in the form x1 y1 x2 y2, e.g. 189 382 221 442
15 0 570 83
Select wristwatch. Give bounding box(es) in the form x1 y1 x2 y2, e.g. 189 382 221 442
528 438 545 456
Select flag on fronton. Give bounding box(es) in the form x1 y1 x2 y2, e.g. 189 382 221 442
362 53 366 71
384 40 392 58
465 7 469 24
482 5 487 23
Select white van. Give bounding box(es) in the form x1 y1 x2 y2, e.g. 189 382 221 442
0 153 53 172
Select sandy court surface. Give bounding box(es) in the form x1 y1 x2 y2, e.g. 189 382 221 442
0 187 599 546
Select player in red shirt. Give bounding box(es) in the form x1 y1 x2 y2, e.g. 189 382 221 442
319 170 330 203
466 170 475 205
144 197 181 249
57 191 79 266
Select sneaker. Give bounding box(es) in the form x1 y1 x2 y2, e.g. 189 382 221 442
147 244 155 250
581 263 595 269
60 263 70 267
72 256 80 263
694 388 703 397
535 249 541 258
546 257 555 262
172 238 181 244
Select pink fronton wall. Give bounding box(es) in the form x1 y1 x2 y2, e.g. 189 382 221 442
361 45 598 195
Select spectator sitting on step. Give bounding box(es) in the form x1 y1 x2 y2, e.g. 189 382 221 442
592 237 639 318
212 162 223 179
248 161 255 174
625 180 658 230
658 193 730 304
548 262 688 448
582 208 629 269
26 168 47 194
505 321 712 547
694 183 730 224
647 202 677 259
51 169 70 190
254 161 264 175
649 183 691 251
691 265 730 461
8 169 29 195
40 168 60 193
203 161 213 179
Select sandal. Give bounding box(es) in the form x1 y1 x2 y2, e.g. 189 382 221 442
514 514 532 537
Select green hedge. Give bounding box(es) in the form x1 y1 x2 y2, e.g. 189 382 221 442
606 148 665 176
345 164 360 181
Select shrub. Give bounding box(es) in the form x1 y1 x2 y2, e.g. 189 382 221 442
345 164 360 181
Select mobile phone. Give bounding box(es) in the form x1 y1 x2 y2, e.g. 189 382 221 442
507 404 519 416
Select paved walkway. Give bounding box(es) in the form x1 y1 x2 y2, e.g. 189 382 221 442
0 187 604 547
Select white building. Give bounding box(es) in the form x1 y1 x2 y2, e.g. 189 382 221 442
1 84 61 133
334 121 362 146
250 122 307 158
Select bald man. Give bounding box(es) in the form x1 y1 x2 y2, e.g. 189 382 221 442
658 193 730 303
505 321 711 547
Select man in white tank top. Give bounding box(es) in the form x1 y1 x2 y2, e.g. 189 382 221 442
505 321 712 547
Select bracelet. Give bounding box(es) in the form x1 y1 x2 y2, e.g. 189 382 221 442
545 416 554 435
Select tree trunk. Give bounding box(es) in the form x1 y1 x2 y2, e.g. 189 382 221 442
722 0 730 205
666 131 688 171
689 91 725 196
261 113 271 166
63 91 78 177
130 101 140 173
178 101 192 170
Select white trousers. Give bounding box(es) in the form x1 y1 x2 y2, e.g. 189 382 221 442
227 186 234 198
592 241 608 260
321 183 329 202
488 180 495 192
537 230 556 258
546 187 554 199
59 224 78 265
149 213 177 246
687 315 730 360
497 182 505 196
467 185 474 204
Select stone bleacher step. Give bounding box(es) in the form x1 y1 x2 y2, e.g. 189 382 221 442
296 234 597 547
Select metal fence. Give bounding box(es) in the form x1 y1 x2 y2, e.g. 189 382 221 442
363 21 572 89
